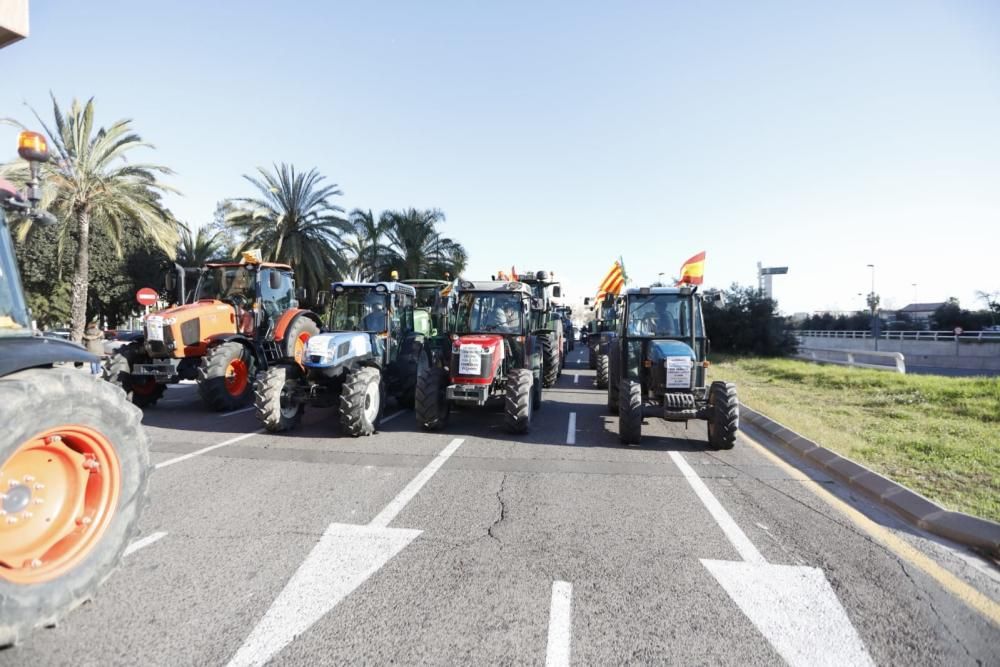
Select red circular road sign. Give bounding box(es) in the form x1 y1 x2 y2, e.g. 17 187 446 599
954 326 964 335
136 287 158 306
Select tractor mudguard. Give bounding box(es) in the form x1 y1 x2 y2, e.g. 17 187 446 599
273 308 323 343
203 333 263 367
0 336 101 377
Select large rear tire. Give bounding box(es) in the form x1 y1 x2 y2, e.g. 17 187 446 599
0 369 149 648
340 367 382 437
540 332 559 388
254 364 304 432
198 342 255 412
103 343 165 408
707 381 739 450
619 380 643 445
282 315 320 365
504 368 533 434
415 367 450 430
595 354 609 389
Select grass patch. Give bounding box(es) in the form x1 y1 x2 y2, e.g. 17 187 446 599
709 356 1000 522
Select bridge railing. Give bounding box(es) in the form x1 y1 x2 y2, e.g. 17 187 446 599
798 330 1000 342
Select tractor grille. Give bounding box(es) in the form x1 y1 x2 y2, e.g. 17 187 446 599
663 392 695 410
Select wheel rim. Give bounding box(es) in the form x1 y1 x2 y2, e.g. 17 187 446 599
279 384 299 419
0 426 121 584
225 358 249 396
363 381 380 423
293 332 310 365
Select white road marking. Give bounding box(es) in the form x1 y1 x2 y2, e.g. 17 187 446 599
566 412 577 445
369 438 465 528
124 531 167 557
220 406 255 417
380 410 404 424
155 429 264 469
667 451 763 563
668 450 872 666
227 438 466 667
545 580 573 667
573 374 579 384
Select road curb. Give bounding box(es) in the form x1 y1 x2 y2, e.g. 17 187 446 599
740 404 1000 558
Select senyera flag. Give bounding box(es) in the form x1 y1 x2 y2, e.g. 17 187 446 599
676 251 706 286
596 260 625 299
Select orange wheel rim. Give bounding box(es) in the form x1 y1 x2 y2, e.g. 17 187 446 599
294 332 311 365
0 426 121 584
225 358 249 396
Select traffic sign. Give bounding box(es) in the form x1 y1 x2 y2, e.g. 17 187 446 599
136 287 158 306
954 326 963 335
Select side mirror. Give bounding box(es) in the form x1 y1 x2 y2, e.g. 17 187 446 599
552 286 562 298
269 271 283 290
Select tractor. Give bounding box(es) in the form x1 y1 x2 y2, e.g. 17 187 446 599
0 131 150 646
515 270 564 387
104 258 321 411
254 281 424 436
401 277 454 367
415 280 543 434
587 293 622 388
606 286 738 449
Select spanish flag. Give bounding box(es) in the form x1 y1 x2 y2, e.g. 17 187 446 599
676 251 706 286
596 260 625 299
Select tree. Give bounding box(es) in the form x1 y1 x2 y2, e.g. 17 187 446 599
703 284 797 356
225 163 350 296
976 290 1000 324
3 95 180 341
381 208 467 280
344 208 391 281
177 226 226 267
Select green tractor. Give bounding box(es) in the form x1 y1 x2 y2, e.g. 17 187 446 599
606 286 738 449
401 278 453 368
515 270 564 387
586 293 621 388
253 281 423 436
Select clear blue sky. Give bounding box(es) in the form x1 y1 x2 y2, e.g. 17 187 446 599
2 1 998 314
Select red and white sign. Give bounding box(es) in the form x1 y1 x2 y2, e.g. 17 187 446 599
136 287 158 306
954 326 964 336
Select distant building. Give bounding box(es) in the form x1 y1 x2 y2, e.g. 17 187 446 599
897 302 946 325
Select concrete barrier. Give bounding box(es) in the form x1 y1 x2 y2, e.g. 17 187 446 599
798 336 1000 374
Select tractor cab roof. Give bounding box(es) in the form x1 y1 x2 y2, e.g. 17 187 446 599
515 270 559 285
331 281 417 297
625 286 697 297
401 279 451 288
456 280 533 296
204 261 293 271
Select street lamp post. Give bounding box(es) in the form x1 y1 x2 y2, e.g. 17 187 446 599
866 264 878 350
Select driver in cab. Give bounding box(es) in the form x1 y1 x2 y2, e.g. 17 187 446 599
629 299 679 337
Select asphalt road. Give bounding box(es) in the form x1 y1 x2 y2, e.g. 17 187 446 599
3 347 999 666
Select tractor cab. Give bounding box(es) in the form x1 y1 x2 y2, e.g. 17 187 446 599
401 278 452 337
314 281 417 370
510 270 565 387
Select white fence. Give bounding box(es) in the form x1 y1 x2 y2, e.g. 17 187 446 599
795 347 906 373
799 330 1000 342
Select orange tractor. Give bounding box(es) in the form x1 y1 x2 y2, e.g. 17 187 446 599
105 257 320 410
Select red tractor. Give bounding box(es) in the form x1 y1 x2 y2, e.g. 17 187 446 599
415 280 544 433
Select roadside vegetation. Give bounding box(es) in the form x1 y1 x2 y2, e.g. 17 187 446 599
710 356 1000 522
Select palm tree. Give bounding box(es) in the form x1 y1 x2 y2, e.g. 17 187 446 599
3 95 180 341
344 208 393 281
225 164 350 296
176 227 226 267
382 208 467 280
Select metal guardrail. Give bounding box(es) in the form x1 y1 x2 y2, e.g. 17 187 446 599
795 347 906 373
798 330 1000 342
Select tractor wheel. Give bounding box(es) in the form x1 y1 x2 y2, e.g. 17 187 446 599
254 364 304 433
532 374 542 411
282 315 320 365
103 343 165 408
0 368 150 648
198 342 255 412
588 344 597 370
541 333 559 388
340 367 382 437
619 380 643 445
607 347 620 414
504 368 533 434
707 381 739 450
415 367 450 430
595 354 609 389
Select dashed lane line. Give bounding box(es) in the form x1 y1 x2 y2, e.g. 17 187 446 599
380 410 405 424
545 580 573 666
124 531 168 557
154 430 264 469
220 406 255 417
566 412 577 445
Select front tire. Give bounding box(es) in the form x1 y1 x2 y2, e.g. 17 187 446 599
504 368 533 434
607 346 620 414
415 367 450 430
103 343 165 408
254 364 304 432
619 380 643 445
541 332 559 388
595 354 609 389
0 369 150 648
707 381 739 450
198 342 255 411
340 367 382 437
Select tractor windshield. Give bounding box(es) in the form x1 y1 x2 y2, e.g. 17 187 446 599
455 292 525 334
412 286 441 309
330 289 390 332
194 266 256 303
626 293 700 338
0 217 32 337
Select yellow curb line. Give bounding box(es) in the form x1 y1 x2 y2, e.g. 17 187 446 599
741 430 1000 628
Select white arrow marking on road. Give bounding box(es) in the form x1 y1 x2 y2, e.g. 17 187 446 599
227 437 465 667
566 412 577 445
545 580 573 666
668 451 872 667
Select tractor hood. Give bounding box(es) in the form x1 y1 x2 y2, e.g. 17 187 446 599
648 339 696 362
144 300 237 358
451 334 504 384
304 332 373 368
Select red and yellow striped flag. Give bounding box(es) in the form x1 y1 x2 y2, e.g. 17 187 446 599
676 251 706 286
596 261 625 299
